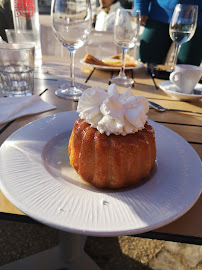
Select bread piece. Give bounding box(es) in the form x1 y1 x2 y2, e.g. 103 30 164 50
83 54 109 66
83 54 138 67
109 54 138 67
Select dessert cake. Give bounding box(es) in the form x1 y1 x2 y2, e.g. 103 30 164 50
68 84 156 189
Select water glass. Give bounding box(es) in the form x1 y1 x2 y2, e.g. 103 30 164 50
5 29 42 68
110 9 141 85
0 44 35 97
169 4 198 70
51 0 92 100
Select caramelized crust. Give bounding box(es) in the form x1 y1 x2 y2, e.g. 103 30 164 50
68 119 156 189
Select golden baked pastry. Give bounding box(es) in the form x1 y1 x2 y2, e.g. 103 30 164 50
83 54 108 66
83 53 138 67
68 118 156 189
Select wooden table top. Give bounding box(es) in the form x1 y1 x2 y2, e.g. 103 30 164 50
0 30 202 245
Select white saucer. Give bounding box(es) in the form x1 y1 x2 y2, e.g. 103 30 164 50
159 80 202 101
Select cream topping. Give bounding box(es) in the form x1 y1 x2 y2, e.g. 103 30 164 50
77 84 149 136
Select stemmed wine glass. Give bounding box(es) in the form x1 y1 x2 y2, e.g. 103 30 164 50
51 0 92 100
169 4 198 70
110 8 141 85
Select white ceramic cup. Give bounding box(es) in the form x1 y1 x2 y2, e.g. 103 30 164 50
169 64 202 94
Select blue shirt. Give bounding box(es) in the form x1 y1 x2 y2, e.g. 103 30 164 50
134 0 202 26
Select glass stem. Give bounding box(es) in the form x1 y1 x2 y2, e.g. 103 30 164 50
119 48 128 77
172 43 181 70
69 49 76 87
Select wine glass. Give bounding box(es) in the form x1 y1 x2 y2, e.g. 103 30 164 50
51 0 92 100
110 8 141 85
169 4 198 70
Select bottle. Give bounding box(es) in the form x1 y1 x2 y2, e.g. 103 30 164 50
10 0 42 67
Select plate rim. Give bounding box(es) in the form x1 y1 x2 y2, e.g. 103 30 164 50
0 111 201 236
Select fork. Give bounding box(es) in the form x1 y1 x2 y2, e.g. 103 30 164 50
149 101 202 115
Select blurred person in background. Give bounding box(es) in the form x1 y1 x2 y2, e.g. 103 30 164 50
0 0 14 41
134 0 202 66
95 0 121 31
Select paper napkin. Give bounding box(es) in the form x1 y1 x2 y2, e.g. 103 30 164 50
0 95 56 124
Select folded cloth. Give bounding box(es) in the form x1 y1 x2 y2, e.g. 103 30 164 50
0 95 56 124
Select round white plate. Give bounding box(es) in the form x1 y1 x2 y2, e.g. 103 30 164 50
80 57 144 71
0 111 201 236
159 80 202 101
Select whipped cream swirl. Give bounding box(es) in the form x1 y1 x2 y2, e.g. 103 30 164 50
77 84 149 136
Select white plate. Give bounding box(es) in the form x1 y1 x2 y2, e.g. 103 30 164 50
159 80 202 101
0 111 201 236
80 57 144 71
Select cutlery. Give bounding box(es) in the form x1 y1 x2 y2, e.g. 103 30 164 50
149 101 202 115
147 64 159 90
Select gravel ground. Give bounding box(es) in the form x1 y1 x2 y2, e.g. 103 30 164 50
0 220 202 269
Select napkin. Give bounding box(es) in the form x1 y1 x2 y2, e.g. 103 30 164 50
0 95 56 124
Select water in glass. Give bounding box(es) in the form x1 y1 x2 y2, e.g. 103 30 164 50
169 4 198 70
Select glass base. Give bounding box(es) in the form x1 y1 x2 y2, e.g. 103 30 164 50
55 83 83 100
110 75 134 86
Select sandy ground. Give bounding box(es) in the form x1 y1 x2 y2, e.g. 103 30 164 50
0 220 202 269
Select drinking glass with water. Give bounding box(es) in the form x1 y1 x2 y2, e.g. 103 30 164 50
169 4 198 70
0 44 35 97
